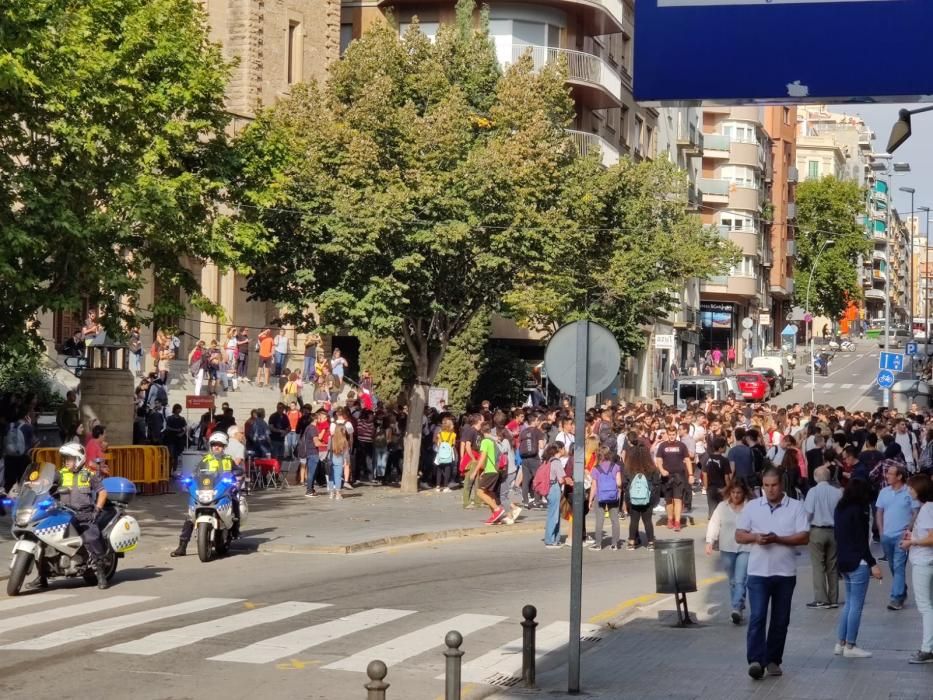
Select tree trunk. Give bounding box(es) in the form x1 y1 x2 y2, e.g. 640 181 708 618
400 381 429 493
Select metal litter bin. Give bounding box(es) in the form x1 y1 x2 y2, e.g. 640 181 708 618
654 539 698 626
891 380 931 412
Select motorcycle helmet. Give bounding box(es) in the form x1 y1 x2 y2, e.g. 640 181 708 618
59 443 86 470
208 432 229 448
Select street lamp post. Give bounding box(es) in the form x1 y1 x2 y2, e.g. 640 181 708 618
807 238 834 406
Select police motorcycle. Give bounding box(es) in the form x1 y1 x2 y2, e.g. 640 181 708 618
5 462 141 596
180 463 248 563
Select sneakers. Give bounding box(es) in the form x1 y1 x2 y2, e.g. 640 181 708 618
834 643 845 655
490 507 506 524
730 610 742 625
806 601 828 609
609 544 620 550
826 603 839 609
748 662 764 680
843 646 872 658
625 542 636 551
329 491 336 500
908 650 933 664
887 601 905 611
672 523 682 532
646 542 655 551
765 663 782 676
304 492 317 498
335 492 343 500
343 482 354 490
503 516 515 525
442 487 452 493
545 543 562 549
584 536 596 545
588 544 601 551
509 504 523 522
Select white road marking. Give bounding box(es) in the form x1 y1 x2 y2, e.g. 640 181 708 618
841 384 854 389
0 595 155 636
822 383 835 389
324 613 506 672
450 621 602 684
0 593 77 613
0 598 241 651
100 601 325 656
209 608 416 664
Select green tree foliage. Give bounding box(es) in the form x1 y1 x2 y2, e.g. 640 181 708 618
504 157 739 355
793 177 870 318
0 0 234 349
232 2 575 491
357 332 410 407
433 311 490 413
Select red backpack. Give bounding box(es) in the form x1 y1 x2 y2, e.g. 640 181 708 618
533 460 554 497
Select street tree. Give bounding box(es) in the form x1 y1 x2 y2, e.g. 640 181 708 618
793 177 870 319
504 156 739 355
0 0 234 351
232 1 575 492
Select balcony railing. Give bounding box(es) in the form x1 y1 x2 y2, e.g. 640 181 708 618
703 133 731 151
698 177 729 198
511 45 621 104
566 129 620 167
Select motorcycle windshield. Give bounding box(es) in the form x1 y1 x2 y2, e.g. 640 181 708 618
15 462 57 511
193 469 234 495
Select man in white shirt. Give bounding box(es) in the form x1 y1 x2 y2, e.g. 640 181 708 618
736 468 810 681
803 466 842 608
894 420 919 473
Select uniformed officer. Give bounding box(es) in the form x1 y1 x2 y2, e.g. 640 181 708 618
171 432 238 557
55 443 110 589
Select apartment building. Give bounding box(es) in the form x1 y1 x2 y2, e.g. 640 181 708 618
797 106 872 185
697 107 773 362
864 176 889 321
890 210 911 322
40 0 342 353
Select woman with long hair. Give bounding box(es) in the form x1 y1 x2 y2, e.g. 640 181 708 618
901 474 933 663
624 443 661 550
542 441 570 548
706 480 754 624
834 476 883 657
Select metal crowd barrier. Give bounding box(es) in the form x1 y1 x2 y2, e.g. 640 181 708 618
30 445 170 494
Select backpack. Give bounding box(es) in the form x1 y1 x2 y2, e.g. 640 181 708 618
533 460 554 497
519 428 537 458
594 462 620 503
629 472 651 506
150 342 159 360
435 439 455 465
3 422 25 456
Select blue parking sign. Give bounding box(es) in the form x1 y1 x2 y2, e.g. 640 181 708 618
906 342 920 357
879 352 904 372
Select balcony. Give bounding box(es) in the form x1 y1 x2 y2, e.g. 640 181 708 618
865 288 885 301
567 129 619 167
676 125 703 156
785 239 796 257
727 229 759 255
729 185 761 212
511 44 621 109
872 249 886 261
698 178 729 204
787 202 797 220
729 141 760 168
700 274 758 299
703 133 730 157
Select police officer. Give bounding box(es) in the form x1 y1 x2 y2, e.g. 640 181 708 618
171 432 238 557
55 443 110 589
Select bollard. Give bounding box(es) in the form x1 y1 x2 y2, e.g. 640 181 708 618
365 660 389 700
444 630 464 700
521 604 538 688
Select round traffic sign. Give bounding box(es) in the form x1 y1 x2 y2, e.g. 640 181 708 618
742 317 754 330
544 320 621 397
877 369 896 389
741 329 753 341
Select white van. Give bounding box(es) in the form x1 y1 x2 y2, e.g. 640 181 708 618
674 376 732 410
751 355 793 391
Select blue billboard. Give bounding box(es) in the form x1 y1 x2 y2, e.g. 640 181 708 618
635 0 931 104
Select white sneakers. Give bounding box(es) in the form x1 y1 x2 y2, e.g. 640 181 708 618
839 645 872 658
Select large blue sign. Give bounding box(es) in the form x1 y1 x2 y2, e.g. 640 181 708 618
635 1 930 104
879 352 905 372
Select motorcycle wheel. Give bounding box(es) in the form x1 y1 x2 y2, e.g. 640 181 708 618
215 529 230 556
83 550 118 585
197 522 213 563
7 551 34 597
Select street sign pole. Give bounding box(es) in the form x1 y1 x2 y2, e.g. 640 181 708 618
567 322 587 694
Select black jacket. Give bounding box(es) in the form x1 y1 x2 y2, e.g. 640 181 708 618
834 500 877 574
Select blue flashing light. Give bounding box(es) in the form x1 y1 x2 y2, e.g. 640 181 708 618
38 498 54 508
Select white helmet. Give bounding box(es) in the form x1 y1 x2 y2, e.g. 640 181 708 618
59 443 86 469
208 432 228 447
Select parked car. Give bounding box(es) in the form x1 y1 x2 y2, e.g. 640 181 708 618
751 355 794 390
737 373 771 402
673 376 732 410
748 367 780 395
878 328 911 348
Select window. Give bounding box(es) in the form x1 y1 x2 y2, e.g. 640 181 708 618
721 121 757 145
340 24 353 57
783 107 791 125
620 107 629 145
722 165 757 188
399 21 440 42
720 211 757 231
287 21 302 85
807 160 819 180
633 116 644 153
730 256 758 278
645 126 654 157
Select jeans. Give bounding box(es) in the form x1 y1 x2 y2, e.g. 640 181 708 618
374 446 388 479
837 564 870 645
882 533 909 602
303 356 315 381
721 550 749 612
273 351 285 377
304 455 319 495
746 575 797 666
329 455 344 491
912 563 933 653
544 482 562 545
130 351 142 375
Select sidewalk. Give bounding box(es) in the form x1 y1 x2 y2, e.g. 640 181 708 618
491 557 933 700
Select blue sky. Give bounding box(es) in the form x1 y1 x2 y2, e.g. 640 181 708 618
836 103 933 228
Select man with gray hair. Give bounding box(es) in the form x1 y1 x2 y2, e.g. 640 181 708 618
804 466 842 609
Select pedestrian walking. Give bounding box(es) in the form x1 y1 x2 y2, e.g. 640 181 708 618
703 436 732 516
518 413 546 508
624 442 660 550
804 466 842 609
472 422 505 525
833 476 883 658
902 473 933 664
589 447 622 550
706 480 753 624
876 461 918 610
736 467 810 680
541 441 570 548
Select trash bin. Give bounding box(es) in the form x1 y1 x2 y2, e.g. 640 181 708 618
891 380 931 412
654 539 697 594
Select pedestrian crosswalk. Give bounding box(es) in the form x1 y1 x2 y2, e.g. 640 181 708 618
0 594 602 686
808 382 876 390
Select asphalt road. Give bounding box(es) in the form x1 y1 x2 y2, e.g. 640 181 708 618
0 519 723 700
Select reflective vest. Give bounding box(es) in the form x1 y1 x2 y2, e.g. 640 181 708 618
59 468 92 489
199 454 233 473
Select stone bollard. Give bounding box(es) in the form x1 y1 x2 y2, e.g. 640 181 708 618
444 630 464 700
365 660 389 700
521 604 538 688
